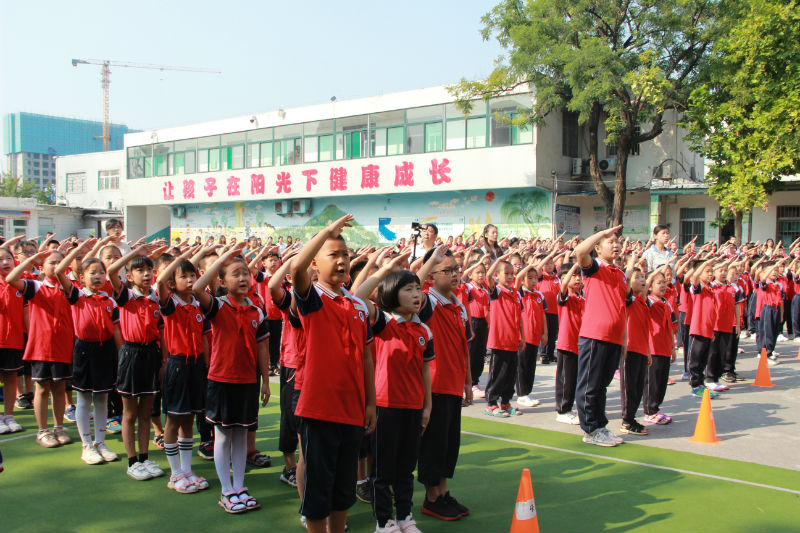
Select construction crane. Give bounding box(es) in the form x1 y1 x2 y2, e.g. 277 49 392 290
71 59 221 151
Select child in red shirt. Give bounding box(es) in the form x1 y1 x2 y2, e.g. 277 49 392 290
194 245 271 513
0 246 26 434
758 261 785 364
514 260 548 408
619 265 652 436
356 254 433 533
463 260 489 398
536 249 560 364
709 260 743 388
555 262 583 425
644 268 677 425
688 259 719 397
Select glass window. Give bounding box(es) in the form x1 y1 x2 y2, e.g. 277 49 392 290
174 139 196 152
371 128 387 157
336 115 368 131
66 172 86 193
425 123 443 152
369 110 404 128
406 105 443 123
197 136 220 150
246 143 259 168
338 131 366 159
222 145 244 170
512 119 533 145
260 142 273 166
406 124 424 154
276 138 301 165
446 120 466 150
197 149 209 172
304 137 319 163
154 154 167 176
128 145 152 158
490 95 531 147
387 127 404 156
246 128 273 143
446 100 486 118
490 115 511 146
184 151 195 174
221 132 246 146
12 219 27 236
274 124 302 139
144 157 153 178
777 206 800 246
466 117 487 148
319 135 334 162
208 148 221 171
98 170 120 190
680 208 705 246
129 158 144 179
304 120 334 136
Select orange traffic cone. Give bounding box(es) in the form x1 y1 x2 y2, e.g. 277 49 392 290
689 388 720 444
795 346 800 360
510 468 540 533
753 348 774 388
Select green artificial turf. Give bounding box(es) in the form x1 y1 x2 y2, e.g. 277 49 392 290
1 385 798 533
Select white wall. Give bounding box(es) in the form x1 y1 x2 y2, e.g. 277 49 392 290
124 205 171 241
556 190 652 239
659 192 719 245
55 150 125 210
751 190 800 243
0 197 88 238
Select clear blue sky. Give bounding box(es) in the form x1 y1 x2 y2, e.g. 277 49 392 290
0 0 504 169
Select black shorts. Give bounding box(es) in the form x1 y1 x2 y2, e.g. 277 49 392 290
31 361 73 382
205 380 259 429
417 393 462 486
299 417 364 520
162 355 207 417
72 339 117 393
117 341 161 397
0 348 23 373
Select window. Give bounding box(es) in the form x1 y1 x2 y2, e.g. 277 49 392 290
467 117 487 148
12 219 27 236
32 153 40 159
304 136 319 163
511 116 533 145
425 122 443 152
446 120 466 150
38 217 54 235
369 110 405 157
680 208 705 246
33 170 40 176
387 127 404 155
319 135 334 162
405 124 424 154
260 142 274 167
208 148 221 171
275 125 302 165
221 133 245 170
66 172 86 193
33 161 40 167
777 206 800 246
127 145 152 179
99 169 120 191
562 111 579 157
246 129 273 168
608 124 641 157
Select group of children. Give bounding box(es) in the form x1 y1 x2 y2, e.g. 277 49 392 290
0 218 796 532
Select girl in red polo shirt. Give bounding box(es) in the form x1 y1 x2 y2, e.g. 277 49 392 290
619 265 652 436
644 267 677 425
555 262 583 425
758 261 785 364
6 249 74 449
688 259 719 397
0 246 26 435
515 260 548 408
463 260 489 399
356 254 433 533
536 248 560 365
194 245 270 514
55 240 122 465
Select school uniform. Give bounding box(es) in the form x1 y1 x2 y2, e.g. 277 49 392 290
417 288 469 488
517 288 546 398
789 273 800 341
274 288 300 456
0 279 26 373
371 311 434 526
555 291 584 415
677 275 693 373
537 272 560 363
160 294 210 416
758 281 784 356
467 282 490 387
22 279 74 381
688 283 717 389
777 274 793 337
485 285 523 407
114 287 163 397
295 283 371 521
620 295 651 424
709 282 745 380
66 287 119 393
288 306 305 423
575 258 627 434
256 270 284 370
644 296 676 416
203 295 268 428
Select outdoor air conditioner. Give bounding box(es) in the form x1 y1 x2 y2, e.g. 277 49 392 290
292 198 312 215
275 200 291 215
599 158 616 173
571 158 582 176
172 206 186 218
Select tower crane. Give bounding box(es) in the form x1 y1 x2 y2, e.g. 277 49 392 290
71 59 221 151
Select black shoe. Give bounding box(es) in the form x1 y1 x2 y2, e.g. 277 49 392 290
356 480 372 503
197 440 214 460
442 491 469 517
15 392 33 410
734 372 746 382
721 372 736 384
421 495 462 521
540 357 550 365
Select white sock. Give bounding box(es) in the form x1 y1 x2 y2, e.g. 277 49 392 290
213 426 233 494
76 392 93 446
93 393 108 444
178 436 193 474
230 428 247 491
165 442 181 476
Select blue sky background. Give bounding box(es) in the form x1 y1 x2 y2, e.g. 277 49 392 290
0 0 504 170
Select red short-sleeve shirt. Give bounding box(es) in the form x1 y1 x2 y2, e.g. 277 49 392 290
67 286 118 342
520 288 546 346
556 292 584 354
419 288 469 397
204 295 268 383
0 279 26 350
648 296 676 357
23 279 74 363
161 294 209 357
579 258 627 345
626 295 651 356
114 287 162 344
487 285 523 352
689 284 717 339
537 272 560 316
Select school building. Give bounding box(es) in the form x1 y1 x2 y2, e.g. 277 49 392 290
55 84 800 246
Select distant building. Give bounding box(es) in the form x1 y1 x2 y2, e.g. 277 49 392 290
3 112 136 190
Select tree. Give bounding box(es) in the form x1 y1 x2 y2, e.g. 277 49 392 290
450 0 721 226
684 0 800 242
0 172 55 205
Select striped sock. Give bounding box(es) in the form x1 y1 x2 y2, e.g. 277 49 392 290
178 437 194 474
164 443 180 476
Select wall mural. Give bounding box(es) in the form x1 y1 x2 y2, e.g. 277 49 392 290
169 187 553 247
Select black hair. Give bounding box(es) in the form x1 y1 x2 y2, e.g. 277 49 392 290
423 246 453 264
175 260 198 279
266 251 281 259
346 259 370 291
155 253 174 270
465 260 484 271
81 257 106 274
105 218 123 231
653 224 669 235
424 223 439 236
496 260 513 271
377 270 420 311
130 256 154 271
558 263 575 278
13 240 36 252
45 239 59 247
218 256 248 280
0 246 13 259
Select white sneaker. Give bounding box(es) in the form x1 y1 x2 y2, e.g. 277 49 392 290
376 519 401 533
94 442 119 462
472 385 485 399
600 427 624 444
777 334 788 342
556 412 580 425
582 428 618 447
516 396 540 407
127 461 152 480
767 356 780 366
81 443 105 465
706 382 728 392
793 337 800 344
0 417 10 434
4 416 22 433
142 459 164 478
397 514 423 533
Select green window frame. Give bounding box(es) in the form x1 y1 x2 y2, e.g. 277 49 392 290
276 138 301 165
424 122 443 152
260 142 274 167
467 117 488 148
246 143 259 168
208 148 221 172
387 126 404 156
222 145 244 170
319 135 334 162
511 113 533 145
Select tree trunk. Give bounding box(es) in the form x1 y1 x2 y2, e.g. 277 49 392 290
611 132 630 228
734 211 743 244
587 103 614 225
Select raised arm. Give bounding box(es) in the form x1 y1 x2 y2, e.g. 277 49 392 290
573 225 623 269
156 247 196 306
416 244 450 287
5 251 50 291
54 239 97 295
560 262 581 297
291 214 353 297
193 243 246 310
354 251 411 322
267 250 299 305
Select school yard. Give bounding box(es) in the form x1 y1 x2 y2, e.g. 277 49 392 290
2 335 799 532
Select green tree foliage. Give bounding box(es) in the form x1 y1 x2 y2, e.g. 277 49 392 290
684 0 800 242
450 0 720 226
0 172 55 205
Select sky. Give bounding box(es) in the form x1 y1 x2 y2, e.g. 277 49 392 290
0 0 505 170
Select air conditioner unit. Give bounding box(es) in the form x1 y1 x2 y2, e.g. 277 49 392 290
172 206 186 218
292 198 312 215
571 158 583 176
599 158 616 173
275 200 291 215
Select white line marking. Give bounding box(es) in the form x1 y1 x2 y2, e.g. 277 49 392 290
0 432 36 444
461 430 800 496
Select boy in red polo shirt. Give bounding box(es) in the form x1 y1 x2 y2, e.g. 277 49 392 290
536 248 560 364
644 267 677 425
463 261 489 399
415 245 472 521
291 215 376 533
758 261 785 364
515 260 548 408
619 263 651 436
555 262 583 425
688 259 719 398
708 259 743 390
573 225 627 447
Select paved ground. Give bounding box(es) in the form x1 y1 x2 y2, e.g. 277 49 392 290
464 335 800 471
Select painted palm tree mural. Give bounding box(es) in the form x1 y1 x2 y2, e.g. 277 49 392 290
500 189 551 236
